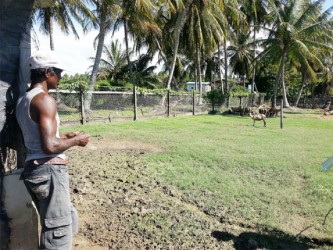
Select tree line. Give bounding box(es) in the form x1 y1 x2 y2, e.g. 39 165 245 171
32 0 333 110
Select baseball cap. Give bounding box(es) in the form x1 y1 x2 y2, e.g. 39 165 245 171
29 50 67 71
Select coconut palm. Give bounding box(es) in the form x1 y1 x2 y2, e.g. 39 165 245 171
117 54 163 88
164 0 188 90
289 34 331 107
85 0 119 110
218 0 244 93
93 39 128 80
240 0 269 92
114 0 158 120
258 0 333 108
228 31 254 83
179 0 229 101
33 0 96 105
133 2 172 82
32 0 95 50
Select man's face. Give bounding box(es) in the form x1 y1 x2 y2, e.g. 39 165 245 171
46 67 63 89
53 68 63 80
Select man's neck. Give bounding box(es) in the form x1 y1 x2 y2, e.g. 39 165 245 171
29 82 48 93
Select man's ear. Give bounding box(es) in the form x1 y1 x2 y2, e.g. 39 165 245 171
44 68 50 77
45 68 54 77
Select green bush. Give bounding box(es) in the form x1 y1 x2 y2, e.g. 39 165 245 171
58 74 89 92
204 90 228 113
229 85 250 97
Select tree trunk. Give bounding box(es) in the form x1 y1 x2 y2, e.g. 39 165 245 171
85 8 107 111
124 21 137 120
154 36 177 84
195 40 202 104
202 61 207 81
281 62 290 108
166 7 189 90
223 39 228 92
49 9 62 104
49 9 55 51
272 49 286 109
218 44 224 93
252 28 256 93
294 74 306 107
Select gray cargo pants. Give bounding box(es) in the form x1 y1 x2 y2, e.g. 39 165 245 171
21 164 78 250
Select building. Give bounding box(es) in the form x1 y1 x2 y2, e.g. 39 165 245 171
186 82 211 92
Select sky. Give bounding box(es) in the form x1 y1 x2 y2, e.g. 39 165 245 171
32 27 125 75
32 0 333 76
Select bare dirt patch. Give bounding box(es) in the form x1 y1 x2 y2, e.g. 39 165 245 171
69 137 227 249
85 137 163 153
69 136 332 249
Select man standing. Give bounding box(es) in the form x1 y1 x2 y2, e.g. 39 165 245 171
16 50 90 249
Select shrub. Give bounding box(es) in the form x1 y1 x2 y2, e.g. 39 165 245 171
204 90 228 113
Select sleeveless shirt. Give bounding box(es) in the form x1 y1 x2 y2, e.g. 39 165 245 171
16 87 66 162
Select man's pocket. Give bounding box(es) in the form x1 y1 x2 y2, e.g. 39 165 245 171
42 215 72 249
24 174 51 200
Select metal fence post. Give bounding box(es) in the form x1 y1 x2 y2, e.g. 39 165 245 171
192 91 195 115
280 99 283 129
167 90 170 117
80 89 86 124
133 85 137 121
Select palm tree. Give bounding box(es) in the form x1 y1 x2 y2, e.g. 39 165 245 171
93 39 128 80
114 0 158 120
165 0 188 90
180 0 228 101
117 54 163 88
32 0 95 50
258 0 333 108
228 32 254 86
240 0 268 92
134 3 173 83
218 0 244 93
85 0 119 111
33 0 96 105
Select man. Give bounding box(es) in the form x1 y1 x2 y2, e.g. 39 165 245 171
16 50 90 249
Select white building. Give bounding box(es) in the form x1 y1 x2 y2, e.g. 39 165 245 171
185 82 211 92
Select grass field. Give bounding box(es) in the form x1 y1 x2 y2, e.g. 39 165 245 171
63 110 333 249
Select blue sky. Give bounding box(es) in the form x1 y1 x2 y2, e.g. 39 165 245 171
33 0 333 75
324 0 332 10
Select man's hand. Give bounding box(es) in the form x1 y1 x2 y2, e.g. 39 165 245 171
62 132 90 147
74 133 90 147
65 132 80 139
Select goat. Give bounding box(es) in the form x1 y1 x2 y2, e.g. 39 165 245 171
323 110 333 116
250 113 266 127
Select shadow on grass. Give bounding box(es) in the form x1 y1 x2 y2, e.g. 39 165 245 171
211 228 333 250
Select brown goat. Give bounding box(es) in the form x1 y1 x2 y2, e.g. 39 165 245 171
250 113 267 127
323 110 333 116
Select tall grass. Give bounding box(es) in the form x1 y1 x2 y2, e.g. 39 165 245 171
63 113 333 239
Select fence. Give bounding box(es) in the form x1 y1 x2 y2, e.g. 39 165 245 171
50 90 332 125
50 90 211 125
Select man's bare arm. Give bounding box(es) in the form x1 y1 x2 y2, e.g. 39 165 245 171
31 93 90 154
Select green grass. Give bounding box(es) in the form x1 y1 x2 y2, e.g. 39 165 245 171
62 112 333 240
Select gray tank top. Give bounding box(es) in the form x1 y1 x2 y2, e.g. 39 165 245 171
16 87 66 162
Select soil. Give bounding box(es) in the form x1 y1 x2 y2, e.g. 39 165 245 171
68 113 333 249
69 137 230 249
